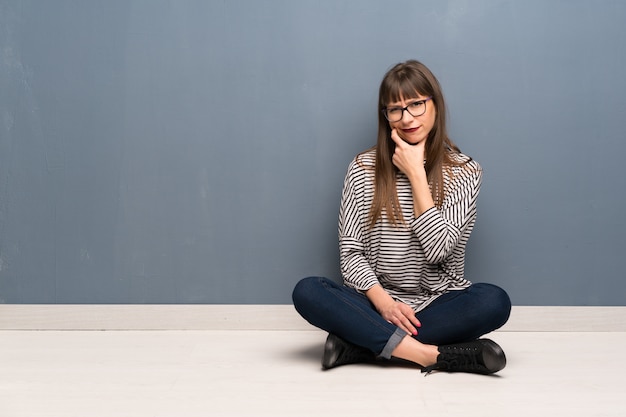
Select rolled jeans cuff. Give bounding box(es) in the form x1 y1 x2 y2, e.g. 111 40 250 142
379 327 407 359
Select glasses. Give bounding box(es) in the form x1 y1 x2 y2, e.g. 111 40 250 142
382 97 432 122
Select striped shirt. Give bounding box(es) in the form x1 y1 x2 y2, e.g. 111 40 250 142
338 148 482 312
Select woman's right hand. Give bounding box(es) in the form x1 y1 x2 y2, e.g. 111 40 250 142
366 284 422 336
379 300 422 336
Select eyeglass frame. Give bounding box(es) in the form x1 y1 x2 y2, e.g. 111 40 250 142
381 97 433 122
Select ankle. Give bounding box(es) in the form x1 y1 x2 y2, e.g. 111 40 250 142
422 344 439 367
391 336 439 367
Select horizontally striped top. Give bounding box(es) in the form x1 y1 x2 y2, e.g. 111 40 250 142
338 148 482 312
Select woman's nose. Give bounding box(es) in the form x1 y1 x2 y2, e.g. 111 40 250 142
401 108 415 122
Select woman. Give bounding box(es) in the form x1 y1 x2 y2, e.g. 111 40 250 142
292 60 511 375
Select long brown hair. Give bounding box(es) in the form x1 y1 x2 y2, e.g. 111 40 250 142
367 60 465 227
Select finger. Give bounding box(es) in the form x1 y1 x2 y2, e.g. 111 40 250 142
399 306 421 331
401 307 421 328
389 315 412 335
409 315 422 329
394 314 417 336
390 128 404 146
396 323 412 335
400 323 415 336
403 320 418 336
394 320 417 336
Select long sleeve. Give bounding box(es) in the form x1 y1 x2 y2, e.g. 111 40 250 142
410 161 482 264
338 158 379 291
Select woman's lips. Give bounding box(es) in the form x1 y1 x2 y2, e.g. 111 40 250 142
402 127 420 133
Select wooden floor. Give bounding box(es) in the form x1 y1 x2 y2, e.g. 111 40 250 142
0 329 625 416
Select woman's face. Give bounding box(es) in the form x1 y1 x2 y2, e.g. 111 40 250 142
386 94 436 145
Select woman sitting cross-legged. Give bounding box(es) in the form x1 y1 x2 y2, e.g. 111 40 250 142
292 59 511 375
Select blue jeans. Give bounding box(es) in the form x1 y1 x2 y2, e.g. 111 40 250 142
292 276 511 359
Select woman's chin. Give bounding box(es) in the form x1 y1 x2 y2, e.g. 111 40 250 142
402 136 424 145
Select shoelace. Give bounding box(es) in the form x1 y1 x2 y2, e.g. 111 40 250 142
421 347 482 376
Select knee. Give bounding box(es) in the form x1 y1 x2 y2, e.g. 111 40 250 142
475 283 512 328
490 285 511 328
292 276 323 308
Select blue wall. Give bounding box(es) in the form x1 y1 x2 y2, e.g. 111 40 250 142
1 0 625 305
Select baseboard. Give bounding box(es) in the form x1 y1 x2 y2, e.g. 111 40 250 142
0 305 624 331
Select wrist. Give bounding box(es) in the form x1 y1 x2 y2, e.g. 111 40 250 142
406 165 427 183
365 285 394 312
